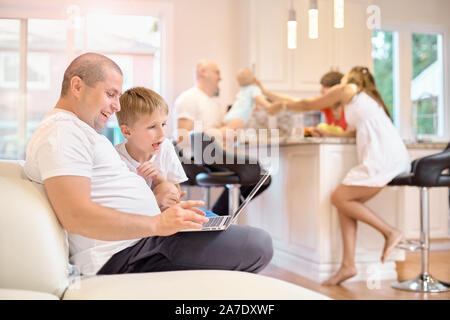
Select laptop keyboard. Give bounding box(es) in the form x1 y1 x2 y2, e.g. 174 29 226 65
204 216 231 228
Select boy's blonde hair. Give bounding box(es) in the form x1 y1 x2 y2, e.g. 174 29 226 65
237 68 255 87
117 87 168 126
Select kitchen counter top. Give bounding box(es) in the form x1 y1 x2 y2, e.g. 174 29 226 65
241 135 355 146
281 136 355 145
404 141 448 149
242 135 446 149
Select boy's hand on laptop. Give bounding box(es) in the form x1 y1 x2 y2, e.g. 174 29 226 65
179 191 187 201
137 162 164 184
153 181 182 211
154 200 208 236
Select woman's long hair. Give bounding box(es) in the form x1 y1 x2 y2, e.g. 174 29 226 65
346 66 392 121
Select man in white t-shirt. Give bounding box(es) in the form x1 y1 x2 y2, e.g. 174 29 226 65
24 53 273 276
176 60 227 137
175 60 272 216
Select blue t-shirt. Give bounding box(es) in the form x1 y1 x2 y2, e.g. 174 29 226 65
224 85 262 124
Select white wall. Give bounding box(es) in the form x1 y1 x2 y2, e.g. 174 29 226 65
169 0 242 107
374 0 450 26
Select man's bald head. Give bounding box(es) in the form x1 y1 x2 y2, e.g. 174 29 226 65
194 59 221 97
195 60 218 79
60 52 123 96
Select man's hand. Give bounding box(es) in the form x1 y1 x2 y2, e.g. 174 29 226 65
137 162 164 185
154 200 208 236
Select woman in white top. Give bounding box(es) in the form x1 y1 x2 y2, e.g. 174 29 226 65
268 66 410 286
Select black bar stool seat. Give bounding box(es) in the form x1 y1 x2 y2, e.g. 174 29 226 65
196 171 241 187
388 173 414 186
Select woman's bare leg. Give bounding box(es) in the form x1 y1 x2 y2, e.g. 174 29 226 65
322 184 404 286
321 210 358 286
334 185 404 263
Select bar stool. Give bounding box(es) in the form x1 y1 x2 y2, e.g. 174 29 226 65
190 132 263 215
196 171 242 216
388 143 450 292
173 141 212 207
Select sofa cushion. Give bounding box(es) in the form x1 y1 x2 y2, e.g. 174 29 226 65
0 288 59 300
63 270 331 300
0 160 69 298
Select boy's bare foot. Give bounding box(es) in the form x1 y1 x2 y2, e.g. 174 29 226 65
381 229 404 263
321 265 357 286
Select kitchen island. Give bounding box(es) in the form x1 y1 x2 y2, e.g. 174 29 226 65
239 137 448 283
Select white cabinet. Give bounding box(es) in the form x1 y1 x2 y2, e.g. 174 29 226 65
293 0 334 91
249 0 292 91
329 0 373 75
249 0 373 93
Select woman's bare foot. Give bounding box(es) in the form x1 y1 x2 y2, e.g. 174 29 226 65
381 229 404 263
321 265 357 286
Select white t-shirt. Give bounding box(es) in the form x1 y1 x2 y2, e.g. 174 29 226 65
175 87 227 131
24 108 161 276
114 139 188 188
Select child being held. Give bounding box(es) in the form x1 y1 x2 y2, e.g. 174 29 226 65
115 87 187 211
224 68 271 130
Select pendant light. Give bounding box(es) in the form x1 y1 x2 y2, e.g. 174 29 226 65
334 0 344 29
287 0 297 49
308 0 318 39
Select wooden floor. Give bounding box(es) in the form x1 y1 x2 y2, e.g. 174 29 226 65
260 249 450 300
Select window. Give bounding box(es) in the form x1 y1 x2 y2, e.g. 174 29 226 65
0 52 19 88
372 26 447 141
82 14 161 145
0 11 162 159
372 30 398 126
0 19 20 159
411 33 444 138
27 19 68 146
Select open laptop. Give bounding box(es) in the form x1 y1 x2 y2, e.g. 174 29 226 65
180 170 270 232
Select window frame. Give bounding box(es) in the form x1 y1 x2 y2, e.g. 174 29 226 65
371 29 400 128
380 21 449 142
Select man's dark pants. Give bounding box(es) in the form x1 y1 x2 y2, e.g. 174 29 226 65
98 225 273 275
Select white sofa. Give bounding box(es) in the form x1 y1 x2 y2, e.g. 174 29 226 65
0 160 330 300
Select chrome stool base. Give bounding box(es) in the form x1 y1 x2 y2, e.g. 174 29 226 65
391 273 450 292
391 187 450 293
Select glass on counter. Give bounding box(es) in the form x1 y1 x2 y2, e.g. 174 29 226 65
290 114 304 138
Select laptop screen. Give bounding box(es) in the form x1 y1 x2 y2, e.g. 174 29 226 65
230 170 271 222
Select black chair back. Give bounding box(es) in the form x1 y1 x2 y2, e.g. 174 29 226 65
189 132 262 186
413 142 450 187
173 140 210 186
